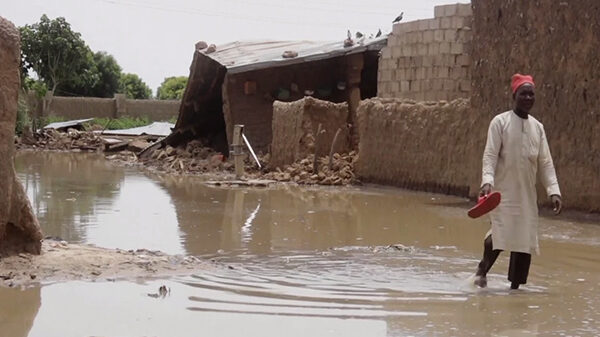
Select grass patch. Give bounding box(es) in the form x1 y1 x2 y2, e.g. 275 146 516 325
16 97 32 135
85 116 152 130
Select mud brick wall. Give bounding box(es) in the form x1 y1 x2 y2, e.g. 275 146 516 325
355 98 483 196
49 96 116 119
126 99 180 121
270 97 349 169
471 0 600 211
41 95 180 121
378 3 472 101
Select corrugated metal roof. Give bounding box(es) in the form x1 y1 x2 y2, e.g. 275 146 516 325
100 122 174 137
202 36 388 74
43 118 94 130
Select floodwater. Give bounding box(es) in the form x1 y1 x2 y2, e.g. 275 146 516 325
3 151 600 337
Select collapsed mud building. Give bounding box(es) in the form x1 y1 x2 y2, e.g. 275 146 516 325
164 38 388 155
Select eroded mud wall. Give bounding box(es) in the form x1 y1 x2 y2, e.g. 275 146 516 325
471 0 600 211
355 98 482 196
271 97 349 168
0 17 43 255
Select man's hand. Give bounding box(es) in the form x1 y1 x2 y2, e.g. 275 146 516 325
479 183 492 197
551 195 562 215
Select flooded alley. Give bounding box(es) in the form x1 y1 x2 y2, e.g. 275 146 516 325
0 152 598 336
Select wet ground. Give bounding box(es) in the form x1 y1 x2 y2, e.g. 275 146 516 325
3 151 600 337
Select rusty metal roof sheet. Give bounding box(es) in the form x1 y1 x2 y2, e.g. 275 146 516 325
201 36 388 74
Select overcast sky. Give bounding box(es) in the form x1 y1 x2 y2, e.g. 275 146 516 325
2 0 468 95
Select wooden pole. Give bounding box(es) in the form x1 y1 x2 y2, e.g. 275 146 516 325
328 128 342 170
232 124 245 179
312 123 323 174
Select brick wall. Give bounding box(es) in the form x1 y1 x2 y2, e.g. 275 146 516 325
378 3 472 101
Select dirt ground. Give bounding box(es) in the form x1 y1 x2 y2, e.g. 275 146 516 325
0 239 217 288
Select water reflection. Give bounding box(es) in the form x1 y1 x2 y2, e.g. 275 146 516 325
0 286 40 337
16 152 124 243
8 152 600 337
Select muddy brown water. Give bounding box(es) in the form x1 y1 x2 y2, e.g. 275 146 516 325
2 151 600 336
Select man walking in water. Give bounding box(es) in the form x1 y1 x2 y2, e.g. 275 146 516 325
474 74 563 290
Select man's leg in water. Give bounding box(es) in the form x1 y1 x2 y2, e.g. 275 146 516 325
508 252 531 289
474 234 502 287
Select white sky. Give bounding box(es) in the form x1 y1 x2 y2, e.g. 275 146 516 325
2 0 469 95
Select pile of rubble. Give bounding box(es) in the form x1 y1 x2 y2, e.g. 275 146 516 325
261 151 358 186
16 128 103 152
139 140 235 174
16 127 360 187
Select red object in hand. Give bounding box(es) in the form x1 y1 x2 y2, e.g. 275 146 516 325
468 192 501 218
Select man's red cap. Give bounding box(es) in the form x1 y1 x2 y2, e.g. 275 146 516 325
511 74 535 94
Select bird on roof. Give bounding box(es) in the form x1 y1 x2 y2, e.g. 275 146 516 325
393 12 404 23
344 29 354 47
376 29 382 37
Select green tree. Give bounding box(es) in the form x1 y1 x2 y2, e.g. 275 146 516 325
119 73 152 99
19 15 93 95
87 52 122 98
156 76 188 100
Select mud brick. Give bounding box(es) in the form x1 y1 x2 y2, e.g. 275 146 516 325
452 16 466 29
459 79 472 92
418 19 430 31
441 17 452 29
434 5 445 18
444 29 457 42
393 23 407 34
423 30 434 43
411 80 421 92
457 4 472 17
382 47 392 60
457 27 473 43
456 54 471 66
422 56 434 67
440 42 451 54
429 18 441 29
400 80 410 92
444 4 458 16
433 78 444 90
443 79 455 91
450 42 464 55
428 43 440 56
434 30 445 42
437 66 449 78
380 71 392 82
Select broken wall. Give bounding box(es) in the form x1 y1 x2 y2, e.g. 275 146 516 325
271 97 349 168
472 0 600 211
355 98 482 196
224 57 351 153
378 3 472 101
0 16 43 255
